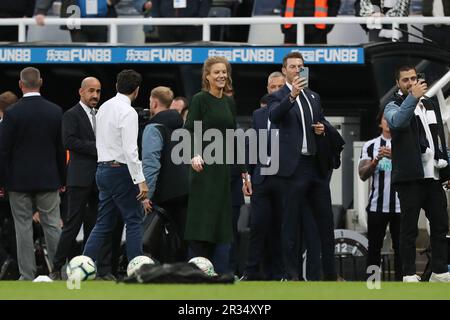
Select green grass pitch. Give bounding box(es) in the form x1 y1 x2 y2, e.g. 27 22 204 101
0 281 449 300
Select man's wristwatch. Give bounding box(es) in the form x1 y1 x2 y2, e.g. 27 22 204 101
289 94 296 103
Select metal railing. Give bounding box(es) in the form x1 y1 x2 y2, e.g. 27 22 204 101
0 16 449 45
426 70 450 131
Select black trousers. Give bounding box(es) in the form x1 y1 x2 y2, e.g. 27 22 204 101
70 26 108 43
229 204 242 276
0 199 17 264
53 185 98 270
302 205 322 281
284 29 327 44
367 211 402 281
95 214 124 277
282 156 336 280
0 27 19 42
423 25 450 50
244 176 285 280
395 179 449 275
158 26 202 42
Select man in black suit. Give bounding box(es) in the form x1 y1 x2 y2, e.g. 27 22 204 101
268 52 337 281
0 67 64 280
49 77 101 280
243 72 286 280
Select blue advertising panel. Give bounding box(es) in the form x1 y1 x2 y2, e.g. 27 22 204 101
0 46 364 64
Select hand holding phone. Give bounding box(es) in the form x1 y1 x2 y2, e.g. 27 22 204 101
299 67 309 88
417 73 425 82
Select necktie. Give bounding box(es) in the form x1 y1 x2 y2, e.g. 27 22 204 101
299 93 316 155
90 108 96 135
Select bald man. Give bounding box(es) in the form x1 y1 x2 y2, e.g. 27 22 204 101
49 77 101 280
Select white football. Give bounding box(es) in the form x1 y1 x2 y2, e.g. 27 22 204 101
66 255 96 281
127 255 155 277
188 257 217 276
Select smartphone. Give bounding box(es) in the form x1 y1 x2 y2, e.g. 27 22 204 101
417 72 426 82
299 67 309 87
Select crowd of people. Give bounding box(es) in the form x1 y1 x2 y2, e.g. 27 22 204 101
0 0 448 46
0 48 449 282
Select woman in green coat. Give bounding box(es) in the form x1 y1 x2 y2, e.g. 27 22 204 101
184 56 251 274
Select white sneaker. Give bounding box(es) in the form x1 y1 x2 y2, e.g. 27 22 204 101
403 274 421 282
429 272 450 282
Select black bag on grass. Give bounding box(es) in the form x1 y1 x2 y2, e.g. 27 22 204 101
124 262 235 284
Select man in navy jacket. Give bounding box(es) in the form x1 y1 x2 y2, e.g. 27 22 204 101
267 52 337 281
242 72 286 280
0 67 64 280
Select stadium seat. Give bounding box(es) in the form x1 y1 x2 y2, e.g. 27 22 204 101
208 7 232 41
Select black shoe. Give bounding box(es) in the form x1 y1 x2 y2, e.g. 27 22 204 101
96 273 117 281
0 259 19 280
49 271 62 281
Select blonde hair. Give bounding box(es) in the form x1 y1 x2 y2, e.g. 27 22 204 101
201 56 232 92
150 86 174 108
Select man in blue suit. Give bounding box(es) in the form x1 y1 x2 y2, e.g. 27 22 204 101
243 72 286 280
268 52 337 281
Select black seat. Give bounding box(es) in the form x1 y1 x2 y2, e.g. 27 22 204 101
208 7 232 41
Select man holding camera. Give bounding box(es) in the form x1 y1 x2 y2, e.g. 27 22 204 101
267 52 338 281
385 66 450 282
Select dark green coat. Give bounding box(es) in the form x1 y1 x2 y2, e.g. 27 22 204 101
183 91 237 244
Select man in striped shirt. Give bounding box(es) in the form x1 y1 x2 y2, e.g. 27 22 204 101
359 109 402 280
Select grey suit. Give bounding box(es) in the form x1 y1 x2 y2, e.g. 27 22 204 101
0 94 64 280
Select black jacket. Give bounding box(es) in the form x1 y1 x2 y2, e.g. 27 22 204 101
248 106 278 185
0 0 35 17
152 0 211 18
145 109 189 204
389 94 450 184
268 85 326 178
62 103 97 187
0 95 65 192
316 119 345 176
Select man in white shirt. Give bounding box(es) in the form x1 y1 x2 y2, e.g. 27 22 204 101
83 69 149 264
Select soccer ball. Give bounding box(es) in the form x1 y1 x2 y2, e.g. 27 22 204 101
189 257 217 276
66 255 96 281
127 255 155 277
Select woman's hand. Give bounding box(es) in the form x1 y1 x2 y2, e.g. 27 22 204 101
242 173 252 196
191 155 204 172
